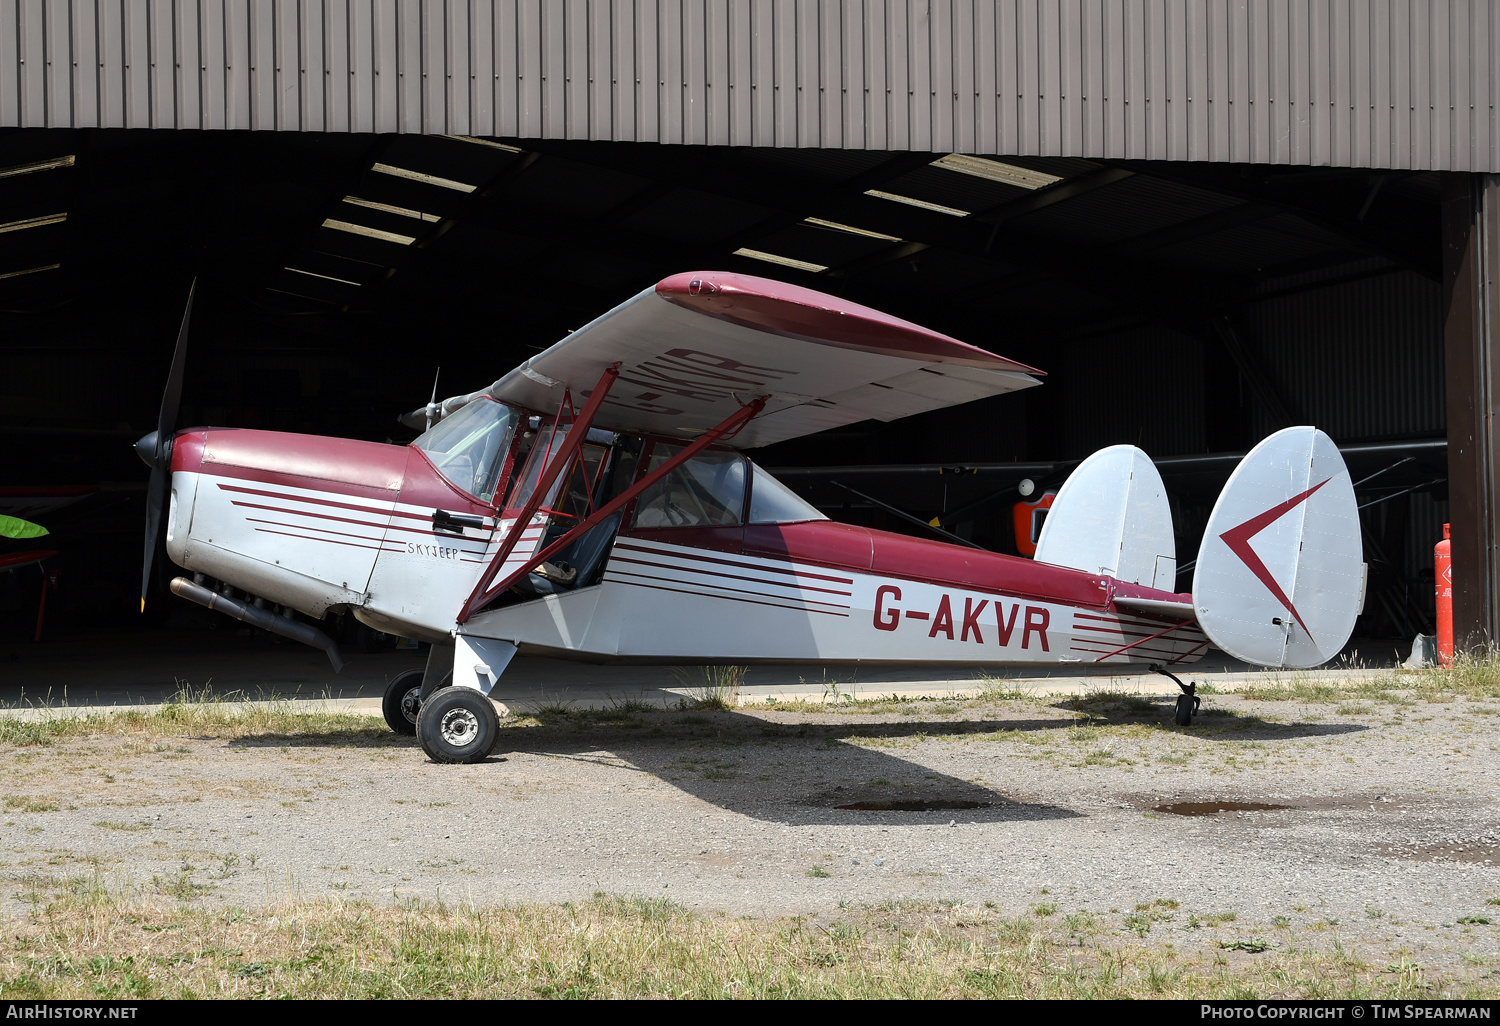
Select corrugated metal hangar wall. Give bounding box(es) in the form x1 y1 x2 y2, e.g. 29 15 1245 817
4 0 1500 171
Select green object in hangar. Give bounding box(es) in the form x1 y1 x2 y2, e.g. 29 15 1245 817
0 515 48 539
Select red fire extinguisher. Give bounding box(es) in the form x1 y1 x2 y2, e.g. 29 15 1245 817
1436 523 1453 668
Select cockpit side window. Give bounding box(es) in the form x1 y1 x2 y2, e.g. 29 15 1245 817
505 421 567 513
504 421 617 516
413 398 521 505
631 444 746 528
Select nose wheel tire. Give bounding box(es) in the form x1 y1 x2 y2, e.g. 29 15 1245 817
417 688 500 764
381 669 426 735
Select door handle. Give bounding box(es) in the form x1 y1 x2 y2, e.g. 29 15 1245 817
433 510 486 534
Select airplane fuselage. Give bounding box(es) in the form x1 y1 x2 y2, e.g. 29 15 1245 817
164 425 1206 668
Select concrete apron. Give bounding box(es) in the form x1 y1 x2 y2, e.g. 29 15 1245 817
0 662 1395 720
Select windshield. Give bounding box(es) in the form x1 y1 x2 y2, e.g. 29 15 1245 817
748 465 827 524
414 398 521 504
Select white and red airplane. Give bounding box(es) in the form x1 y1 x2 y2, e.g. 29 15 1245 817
136 272 1366 763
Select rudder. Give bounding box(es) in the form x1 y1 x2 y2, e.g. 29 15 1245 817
1033 444 1176 590
1192 427 1363 668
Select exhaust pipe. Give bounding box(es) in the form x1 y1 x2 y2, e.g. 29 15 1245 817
170 576 345 672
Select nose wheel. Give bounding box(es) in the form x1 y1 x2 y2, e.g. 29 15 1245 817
417 688 500 763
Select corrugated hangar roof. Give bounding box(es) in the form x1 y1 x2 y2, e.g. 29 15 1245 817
0 129 1437 354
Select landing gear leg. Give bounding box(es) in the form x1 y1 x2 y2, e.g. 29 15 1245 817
416 635 516 761
418 639 456 704
1150 664 1201 726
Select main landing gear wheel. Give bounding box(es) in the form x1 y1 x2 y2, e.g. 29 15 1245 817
417 688 500 764
382 669 452 735
380 669 454 739
382 669 425 735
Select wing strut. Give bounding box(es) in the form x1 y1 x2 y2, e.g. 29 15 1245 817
456 376 767 622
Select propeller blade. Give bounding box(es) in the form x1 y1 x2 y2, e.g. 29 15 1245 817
157 280 195 445
141 464 165 612
141 281 195 611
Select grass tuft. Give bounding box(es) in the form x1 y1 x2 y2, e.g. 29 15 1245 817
673 666 746 711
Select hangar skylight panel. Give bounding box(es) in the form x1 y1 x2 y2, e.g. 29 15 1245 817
443 136 523 153
802 217 902 242
0 213 66 234
319 218 417 246
863 189 970 217
371 162 478 193
0 154 75 179
0 263 59 280
931 154 1063 190
731 248 829 273
341 196 442 223
284 267 362 287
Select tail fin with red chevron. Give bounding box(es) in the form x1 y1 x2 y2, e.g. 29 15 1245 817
1192 427 1366 668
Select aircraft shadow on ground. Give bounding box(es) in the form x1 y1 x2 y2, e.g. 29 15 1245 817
230 711 1078 826
1043 695 1371 741
224 700 1365 825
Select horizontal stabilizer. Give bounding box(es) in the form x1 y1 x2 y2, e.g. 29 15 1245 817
1192 427 1363 668
1034 445 1176 590
1113 595 1195 619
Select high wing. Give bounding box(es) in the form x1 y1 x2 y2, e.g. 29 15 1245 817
427 272 1042 449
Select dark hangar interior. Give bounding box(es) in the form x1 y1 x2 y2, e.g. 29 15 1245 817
0 127 1447 644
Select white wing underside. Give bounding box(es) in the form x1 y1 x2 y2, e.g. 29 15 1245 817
478 273 1041 449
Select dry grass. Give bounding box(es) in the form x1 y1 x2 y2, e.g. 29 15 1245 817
0 685 387 749
1237 651 1500 703
1 883 1495 1000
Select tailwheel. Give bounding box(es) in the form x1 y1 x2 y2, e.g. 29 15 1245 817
1149 664 1201 727
381 669 425 735
417 688 500 764
1173 690 1201 727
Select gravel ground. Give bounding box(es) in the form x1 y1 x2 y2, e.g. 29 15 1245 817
3 689 1498 974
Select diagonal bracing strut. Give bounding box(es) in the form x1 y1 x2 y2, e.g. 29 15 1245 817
458 389 767 622
457 365 620 623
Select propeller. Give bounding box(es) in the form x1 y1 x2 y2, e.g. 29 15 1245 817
135 281 195 612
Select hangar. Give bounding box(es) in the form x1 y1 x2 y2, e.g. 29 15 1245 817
0 2 1496 659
